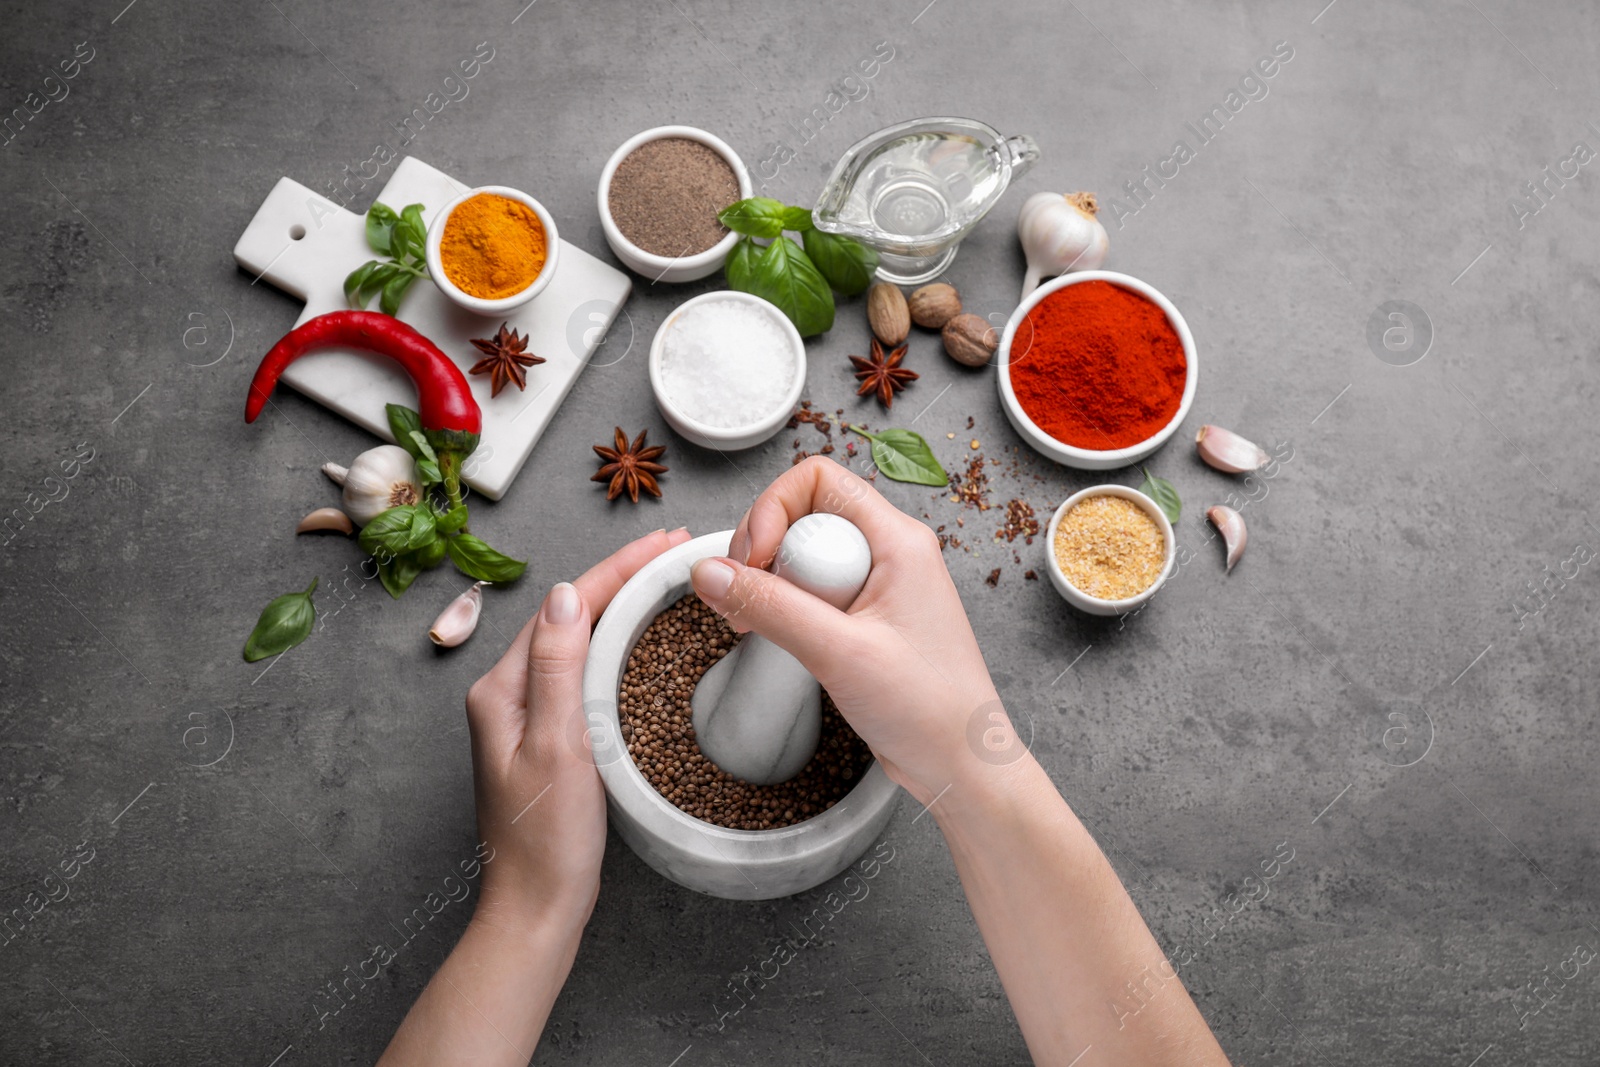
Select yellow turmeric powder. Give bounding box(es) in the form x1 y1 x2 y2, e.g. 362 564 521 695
440 193 547 299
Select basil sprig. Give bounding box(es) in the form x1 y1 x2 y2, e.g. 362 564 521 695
717 198 878 337
844 425 949 487
345 202 429 317
242 402 527 659
243 579 318 662
364 403 527 597
1138 466 1182 524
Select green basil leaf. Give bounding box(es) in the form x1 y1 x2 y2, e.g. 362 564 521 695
389 221 414 263
400 204 427 250
359 262 400 306
243 578 318 662
408 431 438 464
379 270 415 316
406 506 437 551
1139 467 1182 524
748 236 835 337
435 504 469 535
416 537 448 569
725 236 761 292
780 205 814 232
378 553 422 599
415 458 441 485
387 404 425 457
717 197 791 239
446 533 527 584
359 505 418 556
849 426 948 486
344 261 378 308
802 229 878 296
366 203 399 255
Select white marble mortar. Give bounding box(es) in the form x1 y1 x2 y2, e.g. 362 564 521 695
582 531 900 900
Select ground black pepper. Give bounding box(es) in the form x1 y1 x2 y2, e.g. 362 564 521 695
608 138 739 258
619 593 874 830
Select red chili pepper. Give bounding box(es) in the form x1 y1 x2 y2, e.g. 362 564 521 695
245 311 482 437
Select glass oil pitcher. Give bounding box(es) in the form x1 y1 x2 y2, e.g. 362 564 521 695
812 117 1040 285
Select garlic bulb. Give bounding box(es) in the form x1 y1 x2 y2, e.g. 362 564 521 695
429 582 485 647
326 445 421 525
1017 191 1110 302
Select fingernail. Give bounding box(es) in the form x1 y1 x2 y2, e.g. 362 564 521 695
544 582 582 625
692 557 736 600
729 514 751 563
671 526 689 536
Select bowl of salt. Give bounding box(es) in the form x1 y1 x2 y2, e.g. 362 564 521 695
649 292 806 451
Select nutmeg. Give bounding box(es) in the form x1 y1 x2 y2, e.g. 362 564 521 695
866 283 910 347
941 313 998 367
908 283 961 329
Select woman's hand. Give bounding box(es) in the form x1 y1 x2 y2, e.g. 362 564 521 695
688 457 1008 806
381 529 692 1066
689 461 1231 1067
464 527 692 933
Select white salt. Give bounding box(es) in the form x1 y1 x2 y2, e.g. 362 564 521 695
659 298 796 429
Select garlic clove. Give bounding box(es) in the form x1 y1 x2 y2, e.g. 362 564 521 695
1195 425 1270 474
429 582 486 647
1206 506 1247 573
322 462 350 487
296 507 354 535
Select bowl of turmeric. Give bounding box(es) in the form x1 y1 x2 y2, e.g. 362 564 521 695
425 185 559 315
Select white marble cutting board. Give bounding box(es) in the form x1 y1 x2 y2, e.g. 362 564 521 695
233 156 631 500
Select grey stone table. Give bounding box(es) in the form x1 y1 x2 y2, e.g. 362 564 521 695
3 0 1597 1062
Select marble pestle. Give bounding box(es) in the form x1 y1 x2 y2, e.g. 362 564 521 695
691 514 872 785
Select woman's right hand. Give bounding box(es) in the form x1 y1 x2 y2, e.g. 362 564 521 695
689 456 1017 805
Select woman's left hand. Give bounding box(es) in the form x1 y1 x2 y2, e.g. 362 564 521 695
380 528 693 1066
464 527 692 932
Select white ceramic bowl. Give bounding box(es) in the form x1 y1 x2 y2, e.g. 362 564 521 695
1043 485 1176 616
649 291 805 451
582 530 901 900
598 125 752 283
425 185 560 316
997 271 1198 470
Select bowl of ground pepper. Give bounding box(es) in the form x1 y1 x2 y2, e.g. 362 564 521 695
425 185 558 315
581 529 900 900
998 271 1197 470
598 125 751 283
1044 485 1176 615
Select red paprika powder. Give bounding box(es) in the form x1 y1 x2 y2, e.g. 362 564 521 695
1009 281 1187 450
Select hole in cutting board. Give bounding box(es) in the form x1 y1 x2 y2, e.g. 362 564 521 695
289 224 306 240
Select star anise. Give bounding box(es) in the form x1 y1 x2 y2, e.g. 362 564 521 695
591 427 668 503
849 338 918 409
468 323 545 397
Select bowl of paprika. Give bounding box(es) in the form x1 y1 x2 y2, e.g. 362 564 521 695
997 271 1197 470
425 185 559 315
